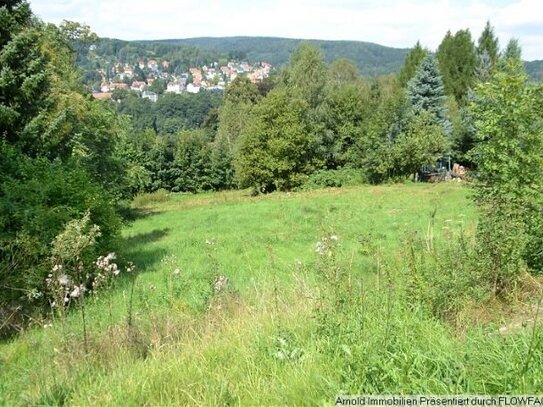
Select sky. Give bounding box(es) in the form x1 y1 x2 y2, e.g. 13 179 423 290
29 0 543 60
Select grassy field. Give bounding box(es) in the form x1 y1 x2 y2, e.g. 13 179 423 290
1 184 542 405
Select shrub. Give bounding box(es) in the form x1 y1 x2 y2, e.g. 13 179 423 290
469 59 543 285
0 149 121 337
301 168 366 190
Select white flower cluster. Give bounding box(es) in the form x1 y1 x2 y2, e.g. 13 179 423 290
44 253 136 320
126 261 136 273
92 252 124 294
314 235 339 256
46 264 87 305
96 252 119 276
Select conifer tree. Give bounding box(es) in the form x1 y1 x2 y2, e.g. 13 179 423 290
0 0 32 48
437 29 477 105
407 54 448 128
406 54 451 169
397 41 429 87
0 1 50 152
476 21 499 77
503 38 522 62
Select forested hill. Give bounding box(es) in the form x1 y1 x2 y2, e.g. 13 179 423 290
132 36 411 76
525 60 543 81
96 36 543 80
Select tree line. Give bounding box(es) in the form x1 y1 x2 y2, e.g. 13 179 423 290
115 22 529 194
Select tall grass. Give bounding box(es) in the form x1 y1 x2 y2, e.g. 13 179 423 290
1 184 542 405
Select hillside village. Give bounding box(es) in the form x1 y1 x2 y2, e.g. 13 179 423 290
92 58 273 101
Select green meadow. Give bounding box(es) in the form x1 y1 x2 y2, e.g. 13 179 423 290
1 184 542 406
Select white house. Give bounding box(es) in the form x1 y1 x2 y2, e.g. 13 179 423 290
131 81 146 92
166 81 184 94
142 91 158 102
186 83 200 94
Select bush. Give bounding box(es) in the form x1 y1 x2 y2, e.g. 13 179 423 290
0 149 121 337
469 60 543 284
301 168 366 190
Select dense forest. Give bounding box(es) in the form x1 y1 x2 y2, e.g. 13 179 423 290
1 0 543 340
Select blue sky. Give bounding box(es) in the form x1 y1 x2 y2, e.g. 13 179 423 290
29 0 543 60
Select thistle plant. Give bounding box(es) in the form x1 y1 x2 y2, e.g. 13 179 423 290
48 212 100 316
47 211 100 351
45 211 130 353
314 233 341 285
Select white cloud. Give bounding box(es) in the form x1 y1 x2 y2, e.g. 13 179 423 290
28 0 543 60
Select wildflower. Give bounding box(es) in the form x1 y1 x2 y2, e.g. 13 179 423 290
96 253 120 277
52 264 63 272
126 262 136 273
69 285 81 298
96 256 107 269
57 274 70 286
205 239 214 245
315 241 326 256
26 289 43 300
109 263 120 276
213 275 229 293
315 234 339 256
173 268 180 276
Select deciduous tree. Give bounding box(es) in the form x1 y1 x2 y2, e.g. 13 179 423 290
235 88 317 192
470 59 543 286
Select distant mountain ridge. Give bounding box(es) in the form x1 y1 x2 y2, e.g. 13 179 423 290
525 60 543 81
134 36 411 76
99 35 543 80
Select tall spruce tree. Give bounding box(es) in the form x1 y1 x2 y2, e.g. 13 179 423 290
437 29 477 105
406 54 450 168
0 1 50 153
476 21 499 79
397 41 429 87
407 54 448 127
503 38 522 62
